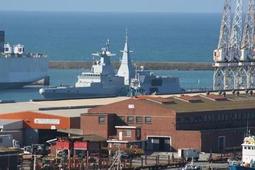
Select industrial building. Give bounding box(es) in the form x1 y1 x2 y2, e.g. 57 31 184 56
81 92 255 153
0 97 128 146
0 92 255 153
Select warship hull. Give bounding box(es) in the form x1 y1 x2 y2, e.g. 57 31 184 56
39 86 124 99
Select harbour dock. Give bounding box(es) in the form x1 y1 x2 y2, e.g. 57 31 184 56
49 61 213 71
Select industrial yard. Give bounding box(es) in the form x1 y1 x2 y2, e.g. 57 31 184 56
0 90 253 169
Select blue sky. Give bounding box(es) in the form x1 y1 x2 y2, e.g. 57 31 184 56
0 0 224 13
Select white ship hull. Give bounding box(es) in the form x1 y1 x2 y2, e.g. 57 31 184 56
0 57 48 89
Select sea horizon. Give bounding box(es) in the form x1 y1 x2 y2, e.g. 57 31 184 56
0 11 220 62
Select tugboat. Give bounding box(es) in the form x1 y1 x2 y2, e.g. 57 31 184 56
39 40 125 99
229 135 255 170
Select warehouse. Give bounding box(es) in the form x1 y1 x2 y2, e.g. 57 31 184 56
81 93 255 153
0 97 128 146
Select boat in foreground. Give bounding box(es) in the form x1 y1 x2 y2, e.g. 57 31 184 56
229 135 255 170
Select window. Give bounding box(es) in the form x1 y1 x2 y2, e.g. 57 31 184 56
123 129 132 137
234 113 238 120
126 130 131 137
136 128 141 139
120 116 125 122
98 115 105 124
136 116 143 124
145 116 152 124
127 116 134 124
0 138 2 143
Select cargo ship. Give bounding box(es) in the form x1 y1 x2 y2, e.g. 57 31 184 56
0 31 49 89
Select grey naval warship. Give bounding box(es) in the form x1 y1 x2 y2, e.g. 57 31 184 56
39 33 182 99
0 31 48 89
39 40 125 99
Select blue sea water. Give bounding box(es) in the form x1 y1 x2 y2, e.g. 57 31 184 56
0 12 218 101
0 69 213 101
0 11 220 62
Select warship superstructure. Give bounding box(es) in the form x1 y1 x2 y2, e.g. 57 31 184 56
39 33 182 99
117 33 182 95
39 40 125 99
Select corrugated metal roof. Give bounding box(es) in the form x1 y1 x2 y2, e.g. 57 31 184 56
1 91 255 117
0 97 129 117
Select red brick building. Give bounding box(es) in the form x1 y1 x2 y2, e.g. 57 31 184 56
81 94 255 153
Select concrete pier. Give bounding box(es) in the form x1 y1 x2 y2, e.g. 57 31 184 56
49 61 213 71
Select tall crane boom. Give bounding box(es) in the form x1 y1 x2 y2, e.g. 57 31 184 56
213 0 232 63
218 0 232 51
241 0 255 61
229 0 243 62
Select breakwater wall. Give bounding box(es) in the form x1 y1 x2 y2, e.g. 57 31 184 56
49 61 213 71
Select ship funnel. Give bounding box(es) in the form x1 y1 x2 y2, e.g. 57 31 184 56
0 31 4 53
4 43 12 55
13 44 24 55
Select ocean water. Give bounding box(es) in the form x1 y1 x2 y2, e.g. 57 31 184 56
0 69 213 101
0 12 218 101
0 11 220 62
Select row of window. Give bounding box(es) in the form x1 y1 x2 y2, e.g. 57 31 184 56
177 112 255 124
120 116 152 124
244 146 255 150
98 115 152 124
120 129 141 138
122 129 132 137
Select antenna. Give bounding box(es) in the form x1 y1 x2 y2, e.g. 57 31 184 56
125 28 128 43
246 114 250 136
106 39 110 51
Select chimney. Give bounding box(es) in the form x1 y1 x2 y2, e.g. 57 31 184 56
0 31 5 53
